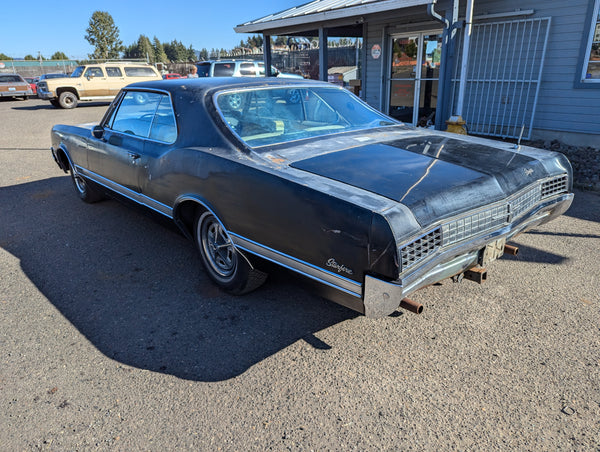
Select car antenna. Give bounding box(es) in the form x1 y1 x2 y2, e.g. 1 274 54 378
514 124 525 150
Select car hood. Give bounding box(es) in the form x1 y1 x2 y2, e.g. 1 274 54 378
289 133 560 227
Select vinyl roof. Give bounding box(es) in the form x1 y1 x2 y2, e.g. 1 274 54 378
235 0 433 34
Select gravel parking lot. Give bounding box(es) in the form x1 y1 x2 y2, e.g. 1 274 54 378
1 97 599 450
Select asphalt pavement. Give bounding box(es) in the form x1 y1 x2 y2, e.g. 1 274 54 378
1 98 599 450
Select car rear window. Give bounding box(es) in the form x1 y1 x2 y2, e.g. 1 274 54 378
215 85 397 148
0 75 24 83
124 67 157 77
213 63 235 77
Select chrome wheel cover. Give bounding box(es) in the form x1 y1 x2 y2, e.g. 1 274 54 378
200 215 237 278
73 174 87 194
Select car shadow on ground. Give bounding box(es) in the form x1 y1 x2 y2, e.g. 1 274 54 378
0 176 357 382
10 101 111 111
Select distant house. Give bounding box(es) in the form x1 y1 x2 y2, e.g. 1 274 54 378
236 0 600 146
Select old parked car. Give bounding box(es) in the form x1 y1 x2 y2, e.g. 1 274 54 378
38 72 68 82
196 60 303 78
50 78 573 318
0 73 33 100
24 76 39 95
38 62 162 108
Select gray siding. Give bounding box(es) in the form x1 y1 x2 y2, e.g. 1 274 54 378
360 0 599 139
526 0 599 135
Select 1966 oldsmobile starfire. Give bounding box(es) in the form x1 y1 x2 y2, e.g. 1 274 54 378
50 78 573 318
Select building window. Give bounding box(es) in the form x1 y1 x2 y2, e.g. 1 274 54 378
582 0 600 82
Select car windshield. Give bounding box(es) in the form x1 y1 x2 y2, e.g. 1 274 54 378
215 86 398 148
71 66 85 78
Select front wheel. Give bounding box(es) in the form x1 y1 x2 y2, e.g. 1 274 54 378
70 165 104 203
195 212 267 295
59 91 78 109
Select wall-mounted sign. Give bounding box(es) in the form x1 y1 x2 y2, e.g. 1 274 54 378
371 44 382 59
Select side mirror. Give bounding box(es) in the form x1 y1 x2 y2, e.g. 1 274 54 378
92 125 104 139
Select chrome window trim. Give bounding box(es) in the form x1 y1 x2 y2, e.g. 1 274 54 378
102 88 179 144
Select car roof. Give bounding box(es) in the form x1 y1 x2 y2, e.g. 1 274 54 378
126 77 328 94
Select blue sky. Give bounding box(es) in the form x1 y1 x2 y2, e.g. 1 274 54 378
1 0 303 59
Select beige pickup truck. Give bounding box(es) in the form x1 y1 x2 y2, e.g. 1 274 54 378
37 62 162 108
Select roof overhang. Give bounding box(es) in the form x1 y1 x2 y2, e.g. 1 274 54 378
235 0 434 34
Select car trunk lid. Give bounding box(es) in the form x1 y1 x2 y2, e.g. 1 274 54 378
289 134 546 226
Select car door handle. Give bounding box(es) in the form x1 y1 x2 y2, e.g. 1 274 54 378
129 152 140 160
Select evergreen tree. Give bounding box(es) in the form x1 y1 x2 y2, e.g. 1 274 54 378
84 11 124 59
153 37 168 63
163 40 190 62
0 53 12 60
136 35 154 62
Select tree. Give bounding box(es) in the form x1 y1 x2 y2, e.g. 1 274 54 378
136 35 154 62
164 40 190 62
122 43 137 59
0 53 12 60
153 37 168 63
51 51 69 60
85 11 124 60
24 54 36 60
199 48 209 60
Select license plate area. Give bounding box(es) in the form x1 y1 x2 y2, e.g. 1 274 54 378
480 237 506 266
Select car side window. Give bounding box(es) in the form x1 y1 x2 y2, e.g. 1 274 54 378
124 67 157 77
84 67 104 78
148 96 177 143
239 63 256 76
213 63 235 76
109 91 163 138
108 91 176 143
106 67 123 77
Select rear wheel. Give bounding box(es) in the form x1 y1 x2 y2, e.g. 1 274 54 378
194 212 267 294
58 91 78 109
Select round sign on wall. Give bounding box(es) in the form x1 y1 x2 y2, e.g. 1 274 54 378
371 44 382 59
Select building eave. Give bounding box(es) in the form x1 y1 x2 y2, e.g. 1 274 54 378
235 0 433 34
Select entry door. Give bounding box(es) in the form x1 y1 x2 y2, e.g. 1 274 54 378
387 32 443 126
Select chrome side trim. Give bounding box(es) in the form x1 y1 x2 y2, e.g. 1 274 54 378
72 173 362 298
230 233 363 298
77 166 173 218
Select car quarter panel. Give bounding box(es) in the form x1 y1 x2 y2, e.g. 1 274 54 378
51 124 93 171
143 148 400 285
